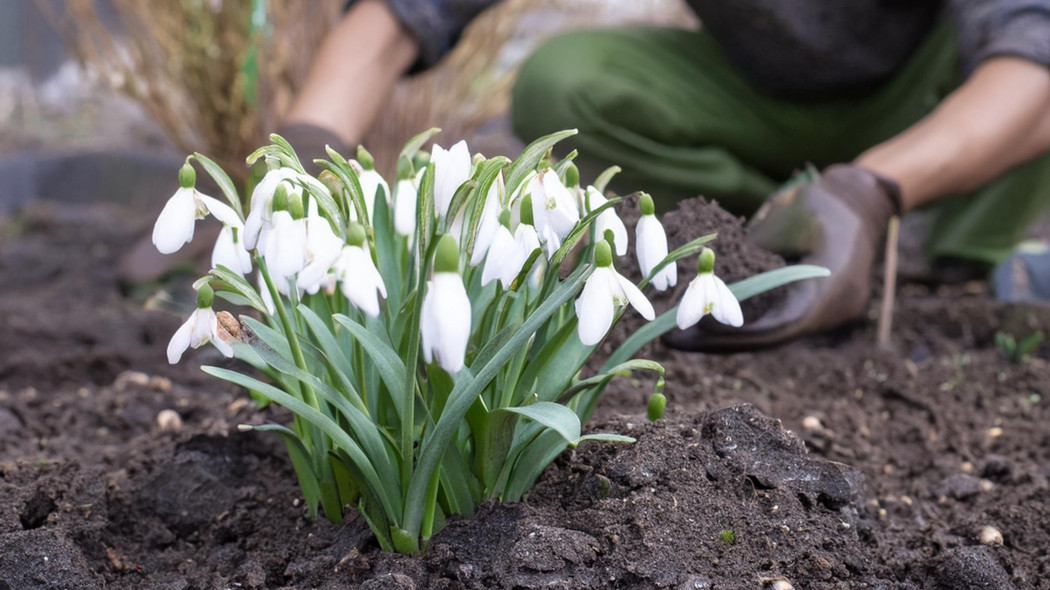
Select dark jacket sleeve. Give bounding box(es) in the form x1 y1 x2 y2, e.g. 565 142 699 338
950 0 1050 73
347 0 503 71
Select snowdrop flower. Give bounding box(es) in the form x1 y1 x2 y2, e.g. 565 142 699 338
676 248 743 329
153 163 237 254
481 209 540 289
394 176 417 237
431 140 472 218
585 186 627 257
333 224 387 317
352 150 391 222
243 165 299 250
167 285 233 363
262 185 309 288
421 235 471 373
212 224 253 276
469 172 504 267
297 213 346 293
636 193 677 291
575 241 654 345
529 169 579 259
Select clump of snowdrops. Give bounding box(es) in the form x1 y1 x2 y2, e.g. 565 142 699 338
154 129 826 553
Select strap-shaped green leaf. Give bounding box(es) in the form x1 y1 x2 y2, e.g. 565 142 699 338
334 314 408 420
191 152 244 219
498 402 581 444
591 166 621 194
202 366 402 525
400 127 441 163
505 129 577 197
209 264 267 312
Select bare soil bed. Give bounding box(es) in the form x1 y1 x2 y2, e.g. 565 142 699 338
1 197 1047 589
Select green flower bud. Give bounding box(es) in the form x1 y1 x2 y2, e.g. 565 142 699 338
698 247 716 274
498 208 511 229
594 240 613 267
520 194 535 226
289 190 305 219
397 154 415 181
272 182 289 212
647 392 666 421
564 163 579 188
357 145 375 170
639 193 655 216
603 228 617 251
347 222 366 247
178 163 196 189
196 284 215 309
319 170 342 197
434 234 460 274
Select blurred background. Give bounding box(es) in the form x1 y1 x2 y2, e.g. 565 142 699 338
0 0 695 213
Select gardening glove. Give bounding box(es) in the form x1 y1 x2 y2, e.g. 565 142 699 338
663 164 902 352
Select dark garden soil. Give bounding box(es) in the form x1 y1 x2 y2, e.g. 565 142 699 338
1 196 1048 589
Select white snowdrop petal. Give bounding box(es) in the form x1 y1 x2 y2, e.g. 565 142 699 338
575 268 616 345
588 187 628 256
676 278 706 330
616 273 655 320
166 315 196 364
198 195 240 227
481 226 516 287
394 178 418 236
469 184 501 267
190 308 217 348
153 188 198 254
712 276 745 327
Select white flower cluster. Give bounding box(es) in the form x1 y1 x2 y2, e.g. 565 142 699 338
153 140 744 370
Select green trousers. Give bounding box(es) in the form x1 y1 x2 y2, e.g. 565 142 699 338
511 23 1050 264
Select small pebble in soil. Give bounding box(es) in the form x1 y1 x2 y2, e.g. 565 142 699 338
987 427 1004 438
978 525 1004 546
801 416 823 431
761 577 794 590
113 370 150 391
155 410 182 431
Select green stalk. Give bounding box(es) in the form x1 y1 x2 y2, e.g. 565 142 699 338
257 258 321 413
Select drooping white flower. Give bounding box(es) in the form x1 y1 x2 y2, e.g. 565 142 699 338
676 248 743 329
244 166 299 250
469 173 504 266
393 173 421 237
351 163 391 222
585 186 628 257
212 224 253 276
263 210 308 288
635 193 676 291
296 214 346 293
332 224 387 317
167 285 234 363
421 235 471 373
153 163 240 254
481 219 540 289
431 140 472 218
529 169 579 259
574 241 654 345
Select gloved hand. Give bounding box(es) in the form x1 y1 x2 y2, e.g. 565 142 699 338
663 164 902 352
